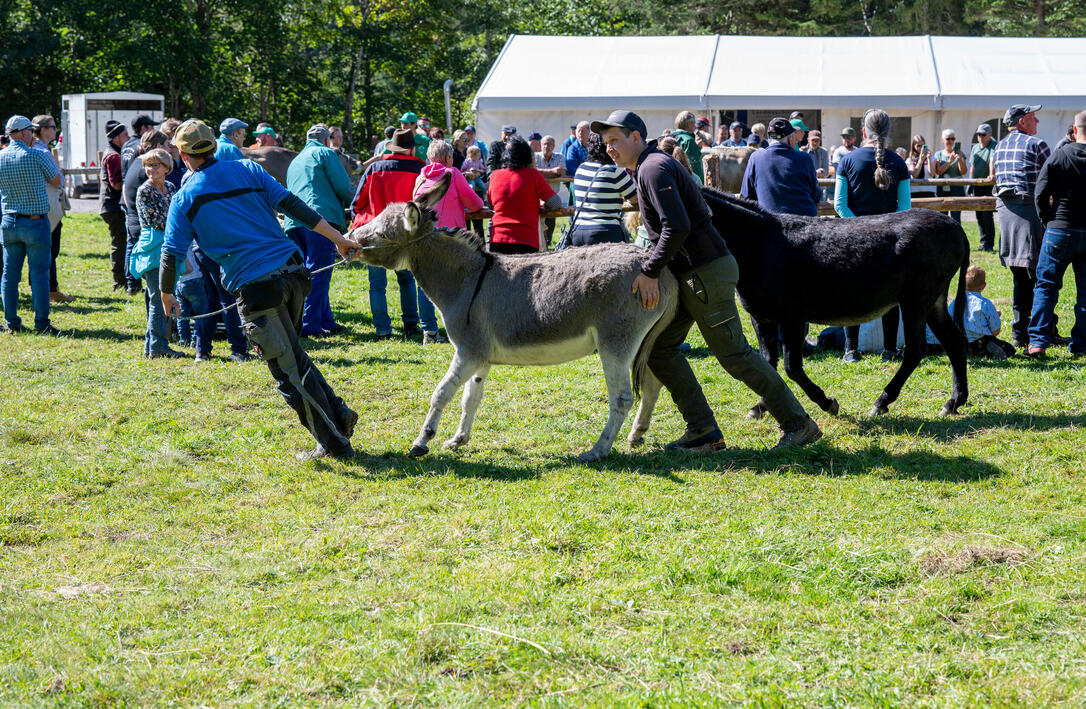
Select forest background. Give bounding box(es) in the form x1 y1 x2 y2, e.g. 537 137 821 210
1 0 1083 153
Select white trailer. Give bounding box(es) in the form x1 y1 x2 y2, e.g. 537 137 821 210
60 92 165 197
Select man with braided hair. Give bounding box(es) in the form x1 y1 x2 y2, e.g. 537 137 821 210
160 119 360 461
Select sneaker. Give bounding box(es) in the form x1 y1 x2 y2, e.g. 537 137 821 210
842 349 862 364
984 339 1008 361
422 331 449 345
148 348 185 359
665 426 726 452
403 324 423 337
374 332 393 341
324 323 347 335
194 353 211 363
6 324 25 334
336 406 358 439
1050 332 1071 347
295 444 355 462
126 286 143 296
773 417 822 450
880 348 903 362
50 291 75 303
34 325 64 337
1025 345 1047 359
229 352 254 363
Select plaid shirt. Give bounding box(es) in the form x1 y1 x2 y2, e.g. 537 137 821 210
993 129 1050 197
0 139 58 216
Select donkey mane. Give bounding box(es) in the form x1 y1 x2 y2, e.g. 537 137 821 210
700 187 783 227
414 204 486 253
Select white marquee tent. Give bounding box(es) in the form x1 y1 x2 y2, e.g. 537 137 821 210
472 34 1086 150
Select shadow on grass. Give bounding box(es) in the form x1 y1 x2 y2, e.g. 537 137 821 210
63 326 137 343
858 411 1086 443
332 440 1003 484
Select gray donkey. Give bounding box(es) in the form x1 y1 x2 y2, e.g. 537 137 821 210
347 173 678 461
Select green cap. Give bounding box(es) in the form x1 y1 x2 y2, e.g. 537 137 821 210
253 126 277 137
398 112 418 124
790 118 810 131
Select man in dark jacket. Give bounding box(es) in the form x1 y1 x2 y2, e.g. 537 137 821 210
1026 110 1086 358
740 117 822 217
350 129 424 339
99 120 136 292
594 110 821 451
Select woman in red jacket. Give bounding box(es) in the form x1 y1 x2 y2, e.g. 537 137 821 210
486 135 563 254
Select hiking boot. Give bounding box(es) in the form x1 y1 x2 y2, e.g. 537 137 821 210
1025 345 1047 359
296 443 355 462
984 339 1008 361
324 323 347 335
194 353 211 363
50 291 75 303
665 426 726 452
773 417 822 450
230 352 254 363
422 330 449 345
403 324 423 338
336 405 358 439
842 349 862 364
34 325 64 337
1050 332 1071 347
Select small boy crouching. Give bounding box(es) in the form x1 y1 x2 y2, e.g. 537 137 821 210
928 265 1015 360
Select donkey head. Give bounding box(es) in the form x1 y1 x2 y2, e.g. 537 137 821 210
346 172 452 270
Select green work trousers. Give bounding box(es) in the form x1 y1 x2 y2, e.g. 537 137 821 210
648 254 809 433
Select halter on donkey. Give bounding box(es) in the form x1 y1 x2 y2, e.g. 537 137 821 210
347 172 679 461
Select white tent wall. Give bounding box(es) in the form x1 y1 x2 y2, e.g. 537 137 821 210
472 34 1086 149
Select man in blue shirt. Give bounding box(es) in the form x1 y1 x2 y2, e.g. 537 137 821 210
720 121 746 147
0 115 62 334
740 117 821 217
161 119 360 461
214 118 248 161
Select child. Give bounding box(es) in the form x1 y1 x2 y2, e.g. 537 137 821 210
175 241 209 353
928 264 1015 359
461 145 487 197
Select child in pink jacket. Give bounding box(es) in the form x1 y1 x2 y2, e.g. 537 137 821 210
413 141 485 230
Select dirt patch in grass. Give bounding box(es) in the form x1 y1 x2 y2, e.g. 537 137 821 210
919 546 1026 575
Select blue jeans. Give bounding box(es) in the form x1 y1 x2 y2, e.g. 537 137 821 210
288 227 338 335
367 266 418 335
142 268 171 355
417 287 439 333
0 214 51 330
177 276 210 350
1028 226 1086 352
194 246 249 357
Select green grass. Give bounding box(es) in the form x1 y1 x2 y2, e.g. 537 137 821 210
1 214 1084 707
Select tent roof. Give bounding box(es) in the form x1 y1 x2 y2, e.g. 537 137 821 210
474 34 1086 112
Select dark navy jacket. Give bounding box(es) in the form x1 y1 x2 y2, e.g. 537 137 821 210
740 142 821 217
635 142 729 279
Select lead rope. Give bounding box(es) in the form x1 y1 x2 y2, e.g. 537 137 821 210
185 256 353 320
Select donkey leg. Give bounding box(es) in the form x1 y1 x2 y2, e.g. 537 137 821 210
746 317 779 420
929 306 969 416
409 353 481 457
579 349 635 462
780 321 839 415
870 303 927 416
443 364 492 450
628 367 662 447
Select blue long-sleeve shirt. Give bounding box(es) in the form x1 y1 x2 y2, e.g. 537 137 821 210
284 139 354 232
214 135 245 162
163 158 300 292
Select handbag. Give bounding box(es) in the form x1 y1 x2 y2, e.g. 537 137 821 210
554 166 602 251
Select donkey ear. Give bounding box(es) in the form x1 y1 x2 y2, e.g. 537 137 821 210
413 171 452 209
402 202 421 234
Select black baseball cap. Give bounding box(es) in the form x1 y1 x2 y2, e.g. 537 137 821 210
131 114 159 130
767 117 793 139
1004 104 1041 127
590 110 647 140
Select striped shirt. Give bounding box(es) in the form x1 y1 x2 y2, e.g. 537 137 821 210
0 139 58 216
993 129 1050 197
572 162 636 225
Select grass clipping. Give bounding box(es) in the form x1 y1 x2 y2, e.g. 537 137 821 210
920 545 1026 575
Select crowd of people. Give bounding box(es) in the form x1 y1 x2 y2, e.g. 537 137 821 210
1 101 1083 460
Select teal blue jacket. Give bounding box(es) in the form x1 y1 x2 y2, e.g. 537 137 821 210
283 140 353 231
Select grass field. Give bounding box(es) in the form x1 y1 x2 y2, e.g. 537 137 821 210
1 213 1084 707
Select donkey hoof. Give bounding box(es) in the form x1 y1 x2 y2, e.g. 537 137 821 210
628 435 645 448
868 404 889 417
442 437 465 450
408 444 429 458
825 398 840 416
745 405 765 421
577 449 607 463
939 403 959 417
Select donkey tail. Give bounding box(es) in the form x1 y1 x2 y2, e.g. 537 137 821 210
632 278 679 398
952 227 969 332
